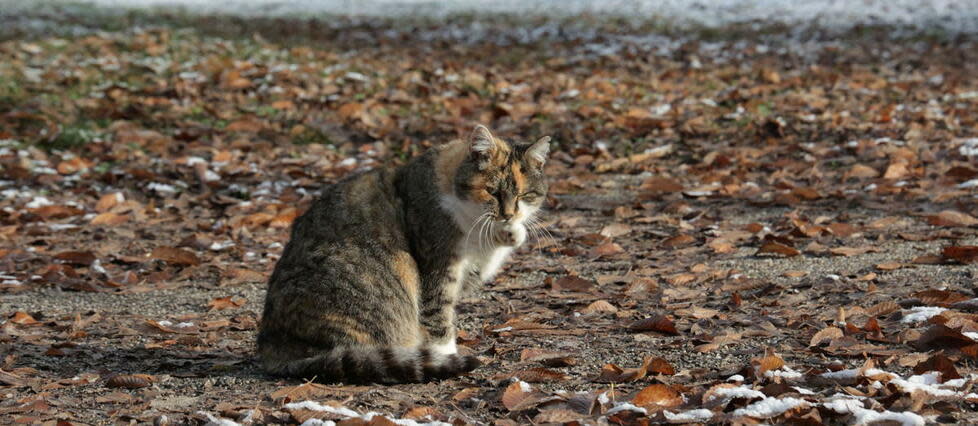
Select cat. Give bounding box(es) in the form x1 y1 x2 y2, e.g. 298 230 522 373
256 125 550 384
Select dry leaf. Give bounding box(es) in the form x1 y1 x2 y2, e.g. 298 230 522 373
151 247 201 266
757 241 800 257
208 296 246 311
632 384 683 410
927 210 978 227
628 315 679 335
943 246 978 264
106 374 154 389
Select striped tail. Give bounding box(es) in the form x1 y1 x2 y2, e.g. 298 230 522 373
264 346 480 384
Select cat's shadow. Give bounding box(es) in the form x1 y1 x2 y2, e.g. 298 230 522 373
10 340 263 381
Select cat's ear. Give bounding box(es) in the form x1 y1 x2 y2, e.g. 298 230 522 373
468 124 497 157
524 136 551 168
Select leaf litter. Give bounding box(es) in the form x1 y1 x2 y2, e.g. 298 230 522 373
1 4 978 425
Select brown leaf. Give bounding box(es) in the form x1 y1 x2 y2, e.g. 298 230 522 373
647 357 675 375
662 234 695 249
520 349 577 367
865 301 901 317
510 368 569 383
54 251 96 266
848 164 879 178
912 289 971 307
632 384 683 410
927 210 978 227
912 353 961 382
876 262 905 271
915 324 978 357
810 327 843 347
829 246 875 256
551 275 594 292
106 374 154 389
756 354 785 376
580 300 618 315
208 296 246 311
943 246 978 264
90 212 129 226
10 311 38 325
501 380 545 411
628 315 679 335
600 223 632 238
30 205 84 220
57 157 92 175
589 242 624 258
151 246 200 266
757 241 800 257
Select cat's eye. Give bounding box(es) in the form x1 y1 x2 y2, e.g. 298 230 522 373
520 192 541 201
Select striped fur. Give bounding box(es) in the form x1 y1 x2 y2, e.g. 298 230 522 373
257 125 549 384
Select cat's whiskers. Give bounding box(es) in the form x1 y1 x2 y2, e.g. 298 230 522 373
524 213 556 249
464 212 491 251
478 215 491 254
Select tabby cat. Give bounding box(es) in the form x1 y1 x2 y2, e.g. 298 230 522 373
257 125 550 383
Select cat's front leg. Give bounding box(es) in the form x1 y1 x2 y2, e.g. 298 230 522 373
419 263 466 355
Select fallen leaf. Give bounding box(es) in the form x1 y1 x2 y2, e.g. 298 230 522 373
208 296 246 311
943 246 978 264
580 300 618 314
810 327 843 347
151 246 201 266
106 374 154 389
912 353 961 382
90 212 129 226
600 223 631 238
628 315 679 335
10 312 38 325
590 242 624 258
509 368 569 383
927 210 978 227
551 275 594 292
54 251 96 266
632 384 683 410
501 380 546 411
757 241 800 257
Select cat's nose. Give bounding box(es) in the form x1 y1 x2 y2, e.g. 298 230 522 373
499 212 513 221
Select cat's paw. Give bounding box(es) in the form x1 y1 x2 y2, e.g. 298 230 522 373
494 225 526 247
430 341 458 356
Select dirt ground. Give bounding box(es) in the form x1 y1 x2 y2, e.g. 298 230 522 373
2 5 978 426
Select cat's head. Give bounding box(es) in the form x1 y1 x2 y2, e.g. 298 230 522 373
453 125 550 227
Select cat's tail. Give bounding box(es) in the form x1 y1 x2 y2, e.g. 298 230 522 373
264 346 481 384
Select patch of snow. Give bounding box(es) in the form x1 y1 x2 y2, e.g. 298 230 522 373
705 385 764 403
25 196 54 209
48 224 79 231
185 156 207 166
209 241 236 251
958 179 978 189
517 380 533 393
764 366 803 380
732 396 807 418
283 401 449 426
606 403 648 416
900 306 947 323
960 138 978 157
663 408 713 422
199 411 242 426
792 386 815 395
92 259 107 274
203 170 221 182
284 401 360 418
148 182 178 194
727 374 745 382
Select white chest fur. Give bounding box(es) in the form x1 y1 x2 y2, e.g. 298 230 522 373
440 195 536 285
